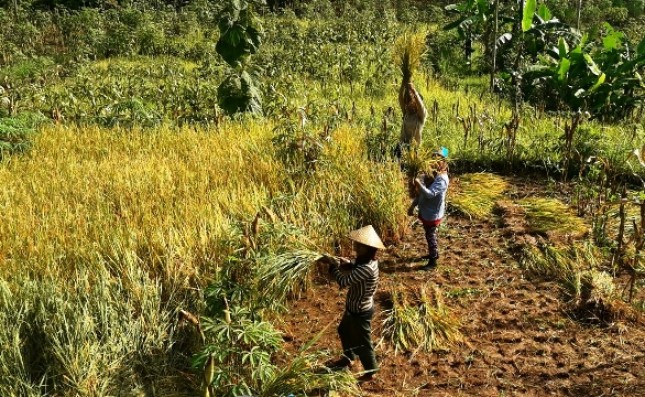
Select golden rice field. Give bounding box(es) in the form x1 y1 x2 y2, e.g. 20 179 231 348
0 121 409 282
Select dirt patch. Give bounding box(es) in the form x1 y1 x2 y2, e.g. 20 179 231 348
280 178 645 396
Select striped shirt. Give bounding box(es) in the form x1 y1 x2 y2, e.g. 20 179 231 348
332 260 379 314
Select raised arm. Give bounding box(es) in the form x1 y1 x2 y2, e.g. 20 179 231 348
410 85 427 120
398 82 406 113
416 176 447 199
331 263 373 288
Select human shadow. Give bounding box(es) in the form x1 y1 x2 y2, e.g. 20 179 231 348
379 257 429 274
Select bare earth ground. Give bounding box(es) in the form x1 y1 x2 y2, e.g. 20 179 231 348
279 177 645 396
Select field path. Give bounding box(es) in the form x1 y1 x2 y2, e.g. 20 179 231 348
281 178 645 396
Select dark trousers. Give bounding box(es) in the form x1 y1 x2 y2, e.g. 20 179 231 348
423 223 439 259
337 309 378 372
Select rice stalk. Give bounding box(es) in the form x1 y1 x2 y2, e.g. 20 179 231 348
393 30 427 84
451 173 509 219
382 289 423 353
563 269 632 325
519 243 599 280
258 249 325 302
415 285 463 353
383 285 462 354
260 352 359 397
518 197 588 237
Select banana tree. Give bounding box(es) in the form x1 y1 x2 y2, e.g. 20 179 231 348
587 24 645 121
444 0 514 68
523 35 606 177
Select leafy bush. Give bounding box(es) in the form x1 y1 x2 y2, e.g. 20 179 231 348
0 113 44 160
217 71 263 115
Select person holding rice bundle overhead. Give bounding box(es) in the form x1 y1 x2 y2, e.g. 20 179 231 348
322 225 385 382
394 30 427 154
399 81 427 147
407 148 449 270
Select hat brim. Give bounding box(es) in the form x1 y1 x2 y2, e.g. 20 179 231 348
348 225 386 249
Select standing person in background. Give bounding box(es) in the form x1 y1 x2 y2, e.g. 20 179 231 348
322 225 385 382
398 81 427 152
407 148 449 270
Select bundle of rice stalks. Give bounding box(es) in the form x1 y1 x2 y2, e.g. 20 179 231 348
382 289 424 353
400 145 435 179
415 285 463 352
261 352 360 397
522 244 577 281
393 30 427 84
518 197 588 239
382 285 462 354
258 249 325 302
520 242 600 281
450 173 509 219
563 270 629 325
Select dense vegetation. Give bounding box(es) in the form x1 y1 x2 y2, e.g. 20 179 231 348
0 0 643 396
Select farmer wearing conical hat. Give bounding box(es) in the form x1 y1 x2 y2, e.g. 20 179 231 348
407 147 449 270
323 225 385 382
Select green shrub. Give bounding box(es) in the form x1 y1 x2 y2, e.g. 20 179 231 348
0 113 44 160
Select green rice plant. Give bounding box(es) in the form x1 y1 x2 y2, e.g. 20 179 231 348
518 197 588 238
195 305 359 397
450 173 509 219
0 260 179 396
0 280 42 397
0 113 44 160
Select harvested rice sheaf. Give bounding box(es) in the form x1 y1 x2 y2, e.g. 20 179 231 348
450 173 509 219
383 284 462 354
258 249 325 301
518 197 588 238
393 31 427 84
520 242 600 280
565 269 638 325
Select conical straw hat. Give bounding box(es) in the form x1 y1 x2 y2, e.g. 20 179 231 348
348 225 386 249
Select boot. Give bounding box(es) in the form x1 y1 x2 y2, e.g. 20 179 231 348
325 356 352 371
419 257 437 271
